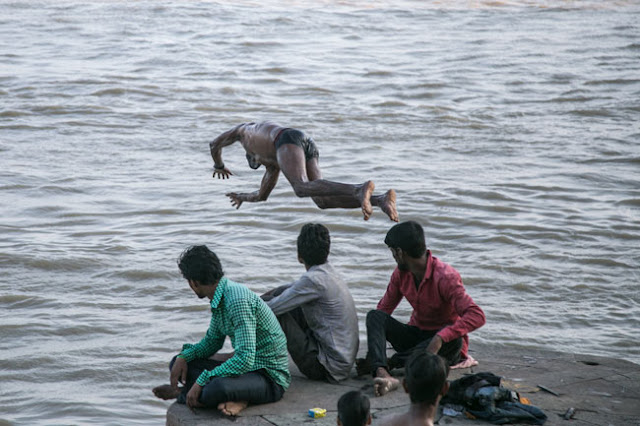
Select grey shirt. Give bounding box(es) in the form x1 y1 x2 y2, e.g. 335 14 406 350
266 262 359 381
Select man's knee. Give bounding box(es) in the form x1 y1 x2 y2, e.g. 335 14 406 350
366 309 389 327
311 196 329 209
440 337 463 365
200 378 230 406
290 181 310 198
169 355 179 371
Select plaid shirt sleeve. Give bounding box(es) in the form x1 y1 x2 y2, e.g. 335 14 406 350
178 319 225 364
195 294 258 386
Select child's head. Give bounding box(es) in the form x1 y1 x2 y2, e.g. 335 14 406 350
404 351 450 405
337 390 372 426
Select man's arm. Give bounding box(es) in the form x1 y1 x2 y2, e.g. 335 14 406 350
194 298 258 386
210 125 242 178
226 165 280 209
261 283 293 302
178 322 225 363
376 269 403 314
435 274 486 344
266 276 320 316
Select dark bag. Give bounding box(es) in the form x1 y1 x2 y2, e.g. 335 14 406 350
442 372 547 425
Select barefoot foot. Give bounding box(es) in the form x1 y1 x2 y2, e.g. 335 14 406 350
357 180 375 221
380 189 398 222
218 401 248 416
152 384 181 400
373 376 400 397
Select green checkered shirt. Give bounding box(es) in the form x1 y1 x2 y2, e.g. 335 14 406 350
178 277 291 389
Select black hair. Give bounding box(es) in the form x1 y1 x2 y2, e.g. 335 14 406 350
405 351 449 405
384 220 427 258
297 223 330 266
177 245 224 286
337 390 370 426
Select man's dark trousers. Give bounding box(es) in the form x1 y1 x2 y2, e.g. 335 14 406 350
277 307 335 383
168 356 284 407
365 309 462 373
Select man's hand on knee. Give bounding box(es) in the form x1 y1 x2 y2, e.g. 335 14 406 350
186 383 204 408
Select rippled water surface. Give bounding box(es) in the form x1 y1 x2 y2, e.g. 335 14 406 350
1 0 639 424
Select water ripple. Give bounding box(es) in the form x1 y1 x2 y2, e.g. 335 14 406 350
1 1 639 424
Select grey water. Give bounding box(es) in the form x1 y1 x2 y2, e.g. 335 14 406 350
1 0 639 424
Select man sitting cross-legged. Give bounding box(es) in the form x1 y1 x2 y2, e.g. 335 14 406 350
377 351 450 426
152 245 290 416
262 223 359 383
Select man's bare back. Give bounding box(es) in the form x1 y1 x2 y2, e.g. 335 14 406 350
209 121 398 222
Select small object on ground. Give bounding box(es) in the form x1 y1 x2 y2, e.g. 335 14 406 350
537 384 560 396
308 407 326 418
563 407 576 420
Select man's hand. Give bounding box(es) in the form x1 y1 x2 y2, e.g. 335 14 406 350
170 357 188 390
186 383 204 409
261 288 275 301
426 335 443 354
213 166 233 179
261 285 287 301
226 192 247 209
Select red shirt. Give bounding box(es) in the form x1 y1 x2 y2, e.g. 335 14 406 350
377 250 485 359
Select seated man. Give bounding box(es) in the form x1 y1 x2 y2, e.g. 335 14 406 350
377 351 450 426
152 245 290 417
262 223 359 382
358 221 485 396
337 390 372 426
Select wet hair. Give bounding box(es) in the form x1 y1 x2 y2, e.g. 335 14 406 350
337 390 370 426
177 245 224 286
297 223 330 266
384 220 427 258
405 351 449 405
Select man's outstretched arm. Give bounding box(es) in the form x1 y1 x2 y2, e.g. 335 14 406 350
210 125 242 179
226 166 280 209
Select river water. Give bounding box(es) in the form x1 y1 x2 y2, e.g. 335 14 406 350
1 0 639 424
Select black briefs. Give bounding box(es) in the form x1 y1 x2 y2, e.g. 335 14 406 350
274 128 319 161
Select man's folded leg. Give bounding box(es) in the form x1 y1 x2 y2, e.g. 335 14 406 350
388 335 463 369
199 370 284 407
277 308 332 381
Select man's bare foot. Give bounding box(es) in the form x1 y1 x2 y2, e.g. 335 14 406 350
373 367 400 397
373 376 400 397
357 181 375 221
152 384 181 400
218 401 248 416
380 189 398 222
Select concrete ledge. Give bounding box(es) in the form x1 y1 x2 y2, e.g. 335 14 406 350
166 344 640 426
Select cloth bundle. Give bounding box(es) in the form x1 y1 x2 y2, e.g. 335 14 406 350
441 372 547 425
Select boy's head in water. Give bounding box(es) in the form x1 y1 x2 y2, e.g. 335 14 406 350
337 390 372 426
